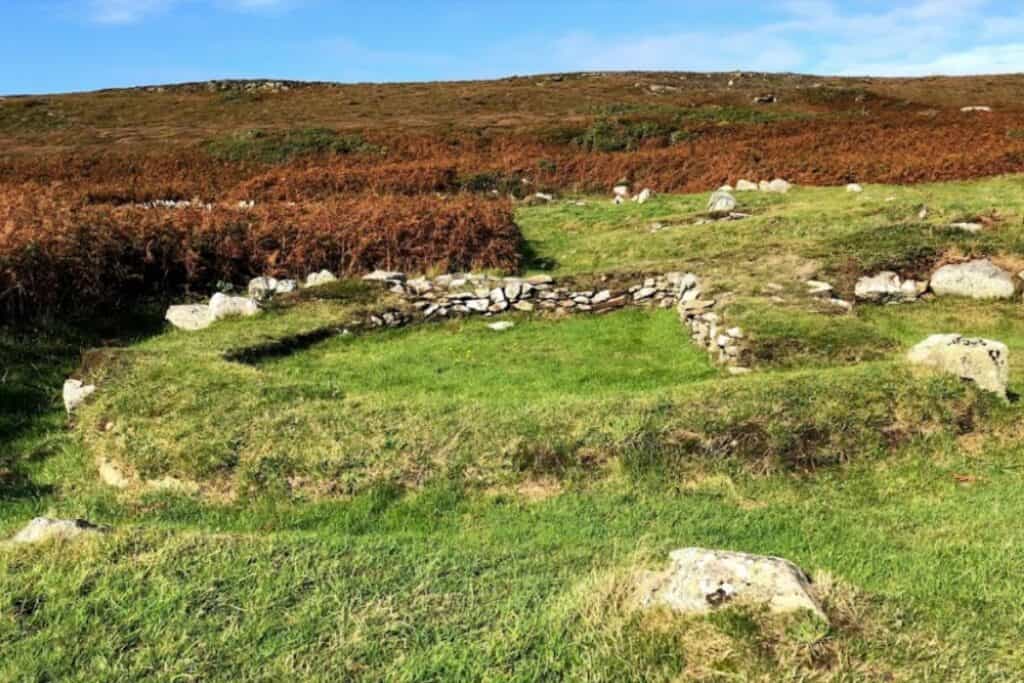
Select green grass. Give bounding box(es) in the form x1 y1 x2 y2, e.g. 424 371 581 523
205 127 383 163
5 176 1024 680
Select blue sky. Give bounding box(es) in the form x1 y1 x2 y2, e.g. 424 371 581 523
3 0 1024 94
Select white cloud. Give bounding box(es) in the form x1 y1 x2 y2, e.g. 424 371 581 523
87 0 292 24
548 0 1024 77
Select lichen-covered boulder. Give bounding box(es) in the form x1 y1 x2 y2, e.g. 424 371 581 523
165 304 215 331
908 334 1009 398
10 518 104 545
930 260 1016 300
640 548 826 621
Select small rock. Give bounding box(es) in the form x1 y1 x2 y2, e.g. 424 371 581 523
165 304 214 331
908 334 1009 398
949 222 983 233
640 548 826 621
855 272 924 303
592 290 612 304
735 179 759 192
846 183 863 193
527 275 554 286
209 293 260 320
305 270 339 288
633 287 657 301
930 260 1016 300
805 280 833 296
247 276 279 299
513 301 535 312
62 379 96 415
488 321 515 332
11 518 105 545
961 106 992 113
362 270 406 283
764 178 792 194
707 190 737 218
635 188 653 204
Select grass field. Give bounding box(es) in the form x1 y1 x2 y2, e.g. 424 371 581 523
3 177 1024 680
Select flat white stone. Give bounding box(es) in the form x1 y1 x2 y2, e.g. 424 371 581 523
11 518 104 545
930 260 1016 300
165 304 214 331
209 293 260 320
640 548 826 621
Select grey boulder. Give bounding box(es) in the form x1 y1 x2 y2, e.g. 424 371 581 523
930 260 1015 300
209 293 260 320
165 304 215 331
640 548 826 621
707 190 737 218
908 334 1009 398
62 379 96 415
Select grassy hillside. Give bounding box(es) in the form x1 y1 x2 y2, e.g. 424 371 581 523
3 176 1024 679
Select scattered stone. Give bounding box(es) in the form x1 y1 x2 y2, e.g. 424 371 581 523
633 287 657 301
305 270 338 288
362 270 405 283
855 272 926 303
829 298 854 311
247 276 297 300
753 94 778 105
209 293 260 320
634 188 653 204
930 260 1016 300
805 280 833 296
728 367 752 376
10 518 105 545
763 178 792 194
707 190 737 218
613 185 630 198
62 379 96 415
846 183 863 193
640 548 826 621
165 304 214 331
961 106 992 113
735 179 759 192
908 334 1009 398
487 321 515 332
718 185 734 193
949 222 983 233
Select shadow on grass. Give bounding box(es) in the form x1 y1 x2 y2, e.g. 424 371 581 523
0 305 166 501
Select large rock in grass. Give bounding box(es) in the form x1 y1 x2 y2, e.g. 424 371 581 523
10 518 104 545
640 548 826 621
707 190 737 218
930 260 1015 300
209 293 260 321
908 334 1009 398
62 379 96 415
165 304 215 331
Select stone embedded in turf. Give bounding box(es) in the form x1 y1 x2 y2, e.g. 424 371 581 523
855 271 926 303
209 293 261 320
305 270 339 288
640 548 827 622
165 304 215 331
10 517 105 545
930 260 1016 299
908 334 1009 398
735 179 759 191
62 379 96 415
707 190 737 218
